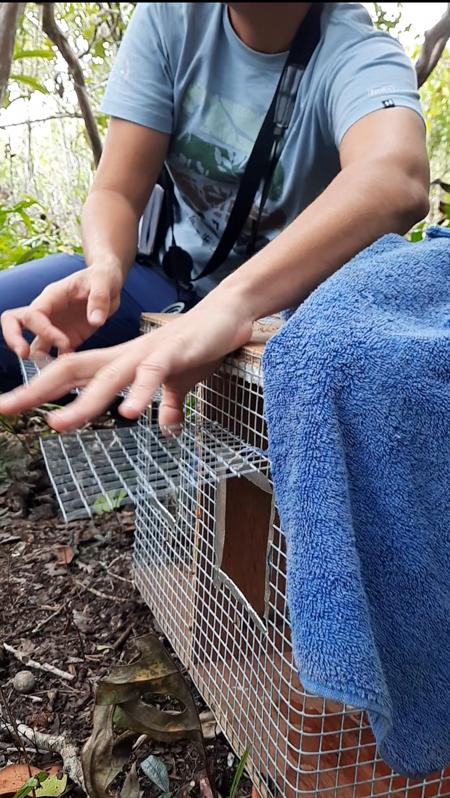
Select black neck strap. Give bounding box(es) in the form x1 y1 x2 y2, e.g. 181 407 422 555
165 3 323 286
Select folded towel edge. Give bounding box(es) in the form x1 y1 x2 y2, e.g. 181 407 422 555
301 661 447 779
300 671 391 735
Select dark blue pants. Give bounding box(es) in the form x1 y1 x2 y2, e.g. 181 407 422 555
0 253 180 392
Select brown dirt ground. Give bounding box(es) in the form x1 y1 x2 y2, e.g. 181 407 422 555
0 416 251 798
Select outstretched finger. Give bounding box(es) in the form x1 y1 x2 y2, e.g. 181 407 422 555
1 310 30 358
158 386 186 430
0 350 112 417
119 355 172 419
47 352 136 432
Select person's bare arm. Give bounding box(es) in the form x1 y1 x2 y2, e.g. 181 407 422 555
0 108 430 428
219 107 429 319
81 118 169 285
1 119 169 354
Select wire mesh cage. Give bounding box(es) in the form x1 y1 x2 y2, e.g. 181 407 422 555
19 359 138 521
21 320 450 796
40 427 140 521
134 314 450 798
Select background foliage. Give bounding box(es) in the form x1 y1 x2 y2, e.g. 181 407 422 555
0 2 449 269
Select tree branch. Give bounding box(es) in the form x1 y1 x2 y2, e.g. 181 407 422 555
41 2 103 166
0 3 26 105
0 113 86 129
415 3 450 88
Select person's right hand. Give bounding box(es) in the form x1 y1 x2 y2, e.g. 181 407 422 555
1 264 123 360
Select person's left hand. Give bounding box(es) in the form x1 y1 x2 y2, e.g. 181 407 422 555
0 291 253 432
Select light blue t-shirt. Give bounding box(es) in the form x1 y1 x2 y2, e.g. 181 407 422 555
101 3 423 295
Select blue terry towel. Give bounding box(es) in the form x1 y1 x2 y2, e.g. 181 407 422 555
262 227 450 778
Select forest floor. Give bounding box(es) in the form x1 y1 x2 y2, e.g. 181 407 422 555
0 415 251 798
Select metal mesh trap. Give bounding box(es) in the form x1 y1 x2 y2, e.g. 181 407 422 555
40 427 140 522
134 314 450 798
19 357 143 522
20 352 266 524
38 414 266 525
19 323 450 796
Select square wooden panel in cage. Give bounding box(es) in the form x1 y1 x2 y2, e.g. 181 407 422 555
135 313 450 798
214 472 274 619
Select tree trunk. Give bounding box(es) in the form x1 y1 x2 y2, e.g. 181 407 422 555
416 3 450 88
0 3 25 105
42 2 103 167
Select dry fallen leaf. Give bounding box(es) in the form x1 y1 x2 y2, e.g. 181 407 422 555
0 765 60 796
0 764 42 796
54 545 75 566
82 633 207 798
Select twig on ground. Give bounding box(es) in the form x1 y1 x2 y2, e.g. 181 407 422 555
64 604 86 661
107 554 124 570
0 716 84 789
132 734 148 752
32 604 64 634
99 561 133 584
74 578 129 603
3 643 75 682
112 623 134 652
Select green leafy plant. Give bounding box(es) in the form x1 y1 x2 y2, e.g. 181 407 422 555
0 196 76 270
371 2 411 37
92 487 128 515
185 392 197 420
226 750 249 798
13 47 55 60
146 749 251 798
408 222 427 242
13 771 67 798
9 74 49 94
137 747 249 797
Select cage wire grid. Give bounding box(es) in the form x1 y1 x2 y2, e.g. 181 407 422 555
20 342 450 796
20 356 140 521
133 320 450 798
19 357 154 521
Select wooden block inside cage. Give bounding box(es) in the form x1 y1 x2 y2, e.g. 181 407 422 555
215 473 274 618
138 313 450 798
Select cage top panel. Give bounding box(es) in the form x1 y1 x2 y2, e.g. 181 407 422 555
140 313 282 359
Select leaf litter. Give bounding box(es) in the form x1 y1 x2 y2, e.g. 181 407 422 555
0 418 251 797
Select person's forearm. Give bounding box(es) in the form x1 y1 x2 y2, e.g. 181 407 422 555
81 188 141 282
80 120 169 285
217 157 429 321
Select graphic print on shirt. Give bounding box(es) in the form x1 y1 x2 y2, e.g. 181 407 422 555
167 83 287 254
